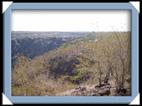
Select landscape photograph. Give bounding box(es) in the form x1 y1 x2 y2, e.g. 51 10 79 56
11 10 131 96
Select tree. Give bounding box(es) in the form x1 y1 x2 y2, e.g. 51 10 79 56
112 32 130 94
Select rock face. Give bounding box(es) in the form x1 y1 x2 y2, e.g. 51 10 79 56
97 88 110 96
115 88 128 96
71 86 87 96
93 83 111 96
57 83 112 96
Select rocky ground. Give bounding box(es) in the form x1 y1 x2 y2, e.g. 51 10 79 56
56 81 130 96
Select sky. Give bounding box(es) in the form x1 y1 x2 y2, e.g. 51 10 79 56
11 10 131 32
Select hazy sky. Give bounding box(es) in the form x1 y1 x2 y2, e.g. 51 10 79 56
11 10 130 32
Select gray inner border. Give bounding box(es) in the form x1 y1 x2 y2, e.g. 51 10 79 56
3 3 139 104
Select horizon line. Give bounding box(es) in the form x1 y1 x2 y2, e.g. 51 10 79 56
11 30 131 32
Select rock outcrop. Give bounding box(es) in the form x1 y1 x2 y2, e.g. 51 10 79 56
57 83 112 96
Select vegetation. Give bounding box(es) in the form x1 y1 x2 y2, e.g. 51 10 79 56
12 32 131 96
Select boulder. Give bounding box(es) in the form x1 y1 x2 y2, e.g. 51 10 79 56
98 88 110 96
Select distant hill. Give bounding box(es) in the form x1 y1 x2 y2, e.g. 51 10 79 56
11 31 94 65
11 31 90 39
